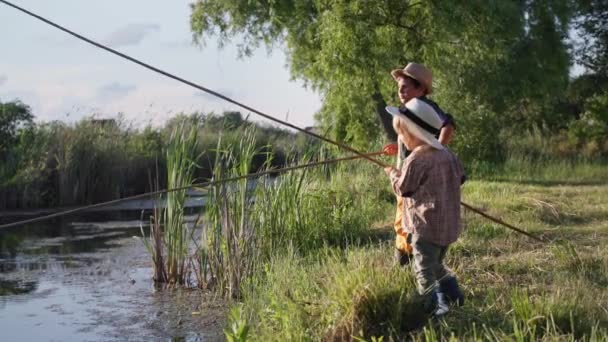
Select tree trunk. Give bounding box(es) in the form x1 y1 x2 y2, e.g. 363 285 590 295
371 89 397 142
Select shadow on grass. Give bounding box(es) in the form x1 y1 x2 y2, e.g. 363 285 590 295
326 289 432 341
481 178 607 187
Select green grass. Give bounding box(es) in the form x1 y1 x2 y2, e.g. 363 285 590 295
141 123 200 285
224 165 608 341
198 132 391 299
199 128 268 298
472 155 608 186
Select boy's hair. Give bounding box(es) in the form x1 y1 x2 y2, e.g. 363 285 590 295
397 75 427 95
403 75 422 89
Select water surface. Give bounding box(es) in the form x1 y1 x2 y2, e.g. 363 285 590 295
0 211 224 341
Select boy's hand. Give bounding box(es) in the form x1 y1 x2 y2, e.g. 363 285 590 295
384 166 399 178
383 143 398 156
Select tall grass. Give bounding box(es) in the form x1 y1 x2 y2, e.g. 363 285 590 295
0 119 162 209
230 246 429 341
0 112 311 210
469 153 608 185
141 123 200 284
199 129 266 298
197 130 389 298
164 124 200 283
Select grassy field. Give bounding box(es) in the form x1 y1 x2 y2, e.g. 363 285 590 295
131 128 607 340
225 168 608 341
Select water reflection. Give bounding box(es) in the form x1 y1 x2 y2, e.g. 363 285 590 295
0 279 37 296
0 209 223 340
0 213 149 275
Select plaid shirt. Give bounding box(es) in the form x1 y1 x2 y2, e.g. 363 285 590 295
389 145 466 246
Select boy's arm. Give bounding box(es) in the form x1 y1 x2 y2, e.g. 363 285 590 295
438 113 456 145
386 159 425 197
438 123 454 145
396 136 403 168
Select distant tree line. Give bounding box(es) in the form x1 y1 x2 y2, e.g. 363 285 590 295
0 105 316 210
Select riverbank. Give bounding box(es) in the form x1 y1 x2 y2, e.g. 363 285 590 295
230 180 608 340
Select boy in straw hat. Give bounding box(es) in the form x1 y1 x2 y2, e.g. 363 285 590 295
384 98 465 316
383 63 455 266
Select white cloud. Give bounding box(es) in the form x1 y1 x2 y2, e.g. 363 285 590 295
102 23 161 47
97 82 137 102
0 75 7 86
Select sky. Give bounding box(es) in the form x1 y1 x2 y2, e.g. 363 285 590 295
0 0 322 128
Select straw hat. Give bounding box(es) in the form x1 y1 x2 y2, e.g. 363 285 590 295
385 98 444 150
391 62 433 94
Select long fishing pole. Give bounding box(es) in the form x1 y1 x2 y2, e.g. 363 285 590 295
461 202 542 242
0 0 543 242
0 152 384 230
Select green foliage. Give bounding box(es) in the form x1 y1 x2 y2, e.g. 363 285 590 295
200 128 266 298
190 0 574 155
237 247 424 341
580 89 608 127
446 97 505 164
0 100 33 156
575 0 608 79
0 118 144 208
0 100 35 189
545 89 608 159
224 304 250 342
164 123 200 284
0 111 313 210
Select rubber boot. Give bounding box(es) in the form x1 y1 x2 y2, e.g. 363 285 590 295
439 276 465 306
422 290 449 317
434 292 450 317
394 248 412 266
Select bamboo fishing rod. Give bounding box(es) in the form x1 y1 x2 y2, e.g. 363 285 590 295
0 0 544 242
0 152 384 230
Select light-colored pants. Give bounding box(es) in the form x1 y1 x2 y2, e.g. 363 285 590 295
394 196 413 254
411 235 453 295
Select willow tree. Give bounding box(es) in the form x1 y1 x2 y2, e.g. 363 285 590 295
575 0 608 80
0 100 33 158
190 0 573 153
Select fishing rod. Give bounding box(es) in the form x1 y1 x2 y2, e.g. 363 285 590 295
0 151 384 229
0 0 543 242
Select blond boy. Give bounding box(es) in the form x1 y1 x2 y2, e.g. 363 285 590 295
384 98 465 316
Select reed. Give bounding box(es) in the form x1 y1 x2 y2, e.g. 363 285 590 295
197 130 388 298
199 128 266 297
141 123 200 284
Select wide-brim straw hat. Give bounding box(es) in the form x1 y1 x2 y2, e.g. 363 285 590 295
391 62 433 94
386 98 444 150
